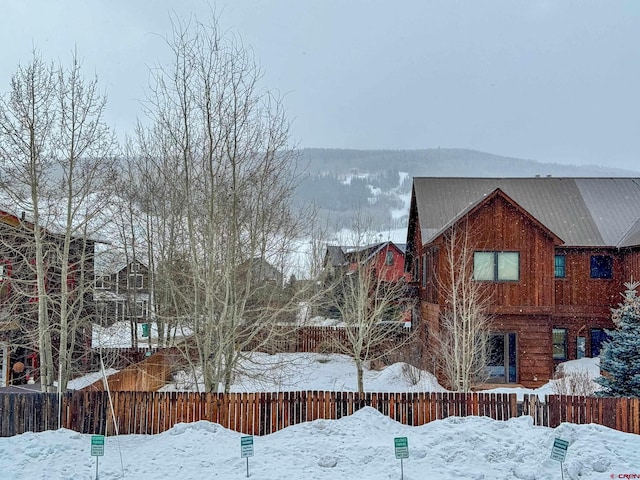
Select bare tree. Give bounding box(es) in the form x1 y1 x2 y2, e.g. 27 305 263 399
432 224 492 392
322 216 415 393
0 50 117 392
130 14 309 393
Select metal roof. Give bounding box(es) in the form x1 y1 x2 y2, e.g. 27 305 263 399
412 177 640 247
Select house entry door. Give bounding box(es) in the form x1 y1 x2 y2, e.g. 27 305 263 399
487 333 517 383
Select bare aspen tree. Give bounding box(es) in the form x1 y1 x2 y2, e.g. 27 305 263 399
433 223 492 392
0 50 116 392
323 217 415 393
134 15 306 393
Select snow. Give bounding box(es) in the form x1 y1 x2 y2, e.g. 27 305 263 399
1 405 639 479
66 368 118 390
4 351 633 479
159 353 446 393
92 321 191 348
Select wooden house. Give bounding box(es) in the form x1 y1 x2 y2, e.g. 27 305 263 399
0 209 95 386
323 241 412 323
324 241 407 283
238 257 284 286
94 261 152 329
406 177 640 387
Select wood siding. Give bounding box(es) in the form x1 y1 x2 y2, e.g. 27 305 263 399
554 248 624 308
409 190 631 387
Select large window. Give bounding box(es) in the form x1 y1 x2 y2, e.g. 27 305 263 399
554 255 566 278
552 328 568 360
473 252 519 281
590 255 612 279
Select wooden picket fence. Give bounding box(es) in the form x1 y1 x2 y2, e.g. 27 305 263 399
244 325 413 354
1 391 639 438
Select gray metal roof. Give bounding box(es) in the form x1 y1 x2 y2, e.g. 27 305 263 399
413 177 640 247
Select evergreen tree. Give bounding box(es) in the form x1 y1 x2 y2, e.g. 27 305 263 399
596 281 640 397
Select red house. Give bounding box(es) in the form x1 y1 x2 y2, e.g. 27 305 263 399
323 241 412 324
406 177 640 387
324 241 407 283
0 209 95 387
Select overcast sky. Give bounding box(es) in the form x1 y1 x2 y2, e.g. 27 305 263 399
2 1 639 170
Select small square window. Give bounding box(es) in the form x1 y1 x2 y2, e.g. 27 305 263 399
554 255 566 278
590 255 612 279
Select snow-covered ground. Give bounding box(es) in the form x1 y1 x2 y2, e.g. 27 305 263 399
1 405 639 479
160 352 446 393
3 353 633 479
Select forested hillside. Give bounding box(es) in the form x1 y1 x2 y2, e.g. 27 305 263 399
294 148 638 232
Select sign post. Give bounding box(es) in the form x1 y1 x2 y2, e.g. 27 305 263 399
91 435 105 480
241 436 254 477
394 437 409 480
550 437 568 480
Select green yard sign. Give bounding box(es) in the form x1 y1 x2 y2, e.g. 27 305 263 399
90 435 105 480
394 437 409 459
241 436 254 477
394 437 409 480
91 435 105 457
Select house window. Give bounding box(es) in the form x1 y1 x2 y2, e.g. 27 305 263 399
0 264 7 281
554 255 566 278
131 262 141 272
128 273 143 289
473 252 519 281
421 254 427 288
590 328 610 357
385 251 394 266
577 336 586 359
590 255 612 279
95 276 107 289
413 258 419 282
552 328 568 360
127 300 147 318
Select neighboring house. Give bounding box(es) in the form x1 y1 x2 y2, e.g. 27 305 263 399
94 261 151 331
406 177 640 387
0 209 95 387
322 241 412 323
239 257 284 286
323 241 407 283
